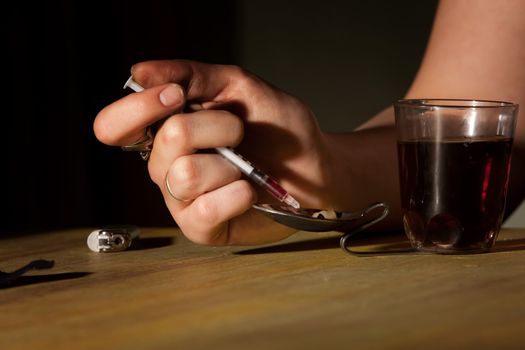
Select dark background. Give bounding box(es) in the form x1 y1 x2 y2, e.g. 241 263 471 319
6 0 438 234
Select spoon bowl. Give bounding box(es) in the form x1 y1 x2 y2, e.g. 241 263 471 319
253 202 389 254
253 202 389 233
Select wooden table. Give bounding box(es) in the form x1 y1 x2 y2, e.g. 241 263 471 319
1 227 524 350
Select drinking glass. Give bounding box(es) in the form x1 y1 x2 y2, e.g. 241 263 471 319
395 99 518 253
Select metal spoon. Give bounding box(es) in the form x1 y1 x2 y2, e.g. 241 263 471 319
253 202 389 254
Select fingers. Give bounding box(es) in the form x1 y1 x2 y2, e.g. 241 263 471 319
155 109 243 155
131 60 257 103
170 180 258 245
146 107 250 246
147 109 244 185
166 180 296 246
94 83 185 146
165 154 242 202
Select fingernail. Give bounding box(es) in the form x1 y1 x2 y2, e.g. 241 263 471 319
159 84 183 107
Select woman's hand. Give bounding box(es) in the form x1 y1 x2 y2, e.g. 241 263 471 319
94 60 334 245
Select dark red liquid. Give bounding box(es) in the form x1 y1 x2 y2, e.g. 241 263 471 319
398 137 513 252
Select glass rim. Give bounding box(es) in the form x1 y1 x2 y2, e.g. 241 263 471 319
395 98 518 109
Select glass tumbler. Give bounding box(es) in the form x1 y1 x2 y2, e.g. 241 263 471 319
395 99 518 253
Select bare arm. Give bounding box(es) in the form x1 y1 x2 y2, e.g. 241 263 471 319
326 0 525 224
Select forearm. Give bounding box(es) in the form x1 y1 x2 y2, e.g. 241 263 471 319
334 0 525 221
324 123 401 230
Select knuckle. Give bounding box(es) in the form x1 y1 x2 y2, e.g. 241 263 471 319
228 65 260 92
225 64 245 77
159 116 190 148
194 198 219 226
172 156 199 193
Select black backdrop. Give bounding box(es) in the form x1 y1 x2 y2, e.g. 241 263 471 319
6 1 442 235
7 1 237 234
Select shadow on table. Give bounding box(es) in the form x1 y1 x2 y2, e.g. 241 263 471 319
236 236 341 255
0 272 92 289
129 236 174 251
235 232 525 256
235 232 415 256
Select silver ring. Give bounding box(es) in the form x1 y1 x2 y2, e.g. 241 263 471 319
165 173 192 202
121 128 154 161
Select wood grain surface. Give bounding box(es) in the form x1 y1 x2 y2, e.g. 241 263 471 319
1 227 524 350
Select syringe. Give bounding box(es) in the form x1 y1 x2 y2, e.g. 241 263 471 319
123 77 301 209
